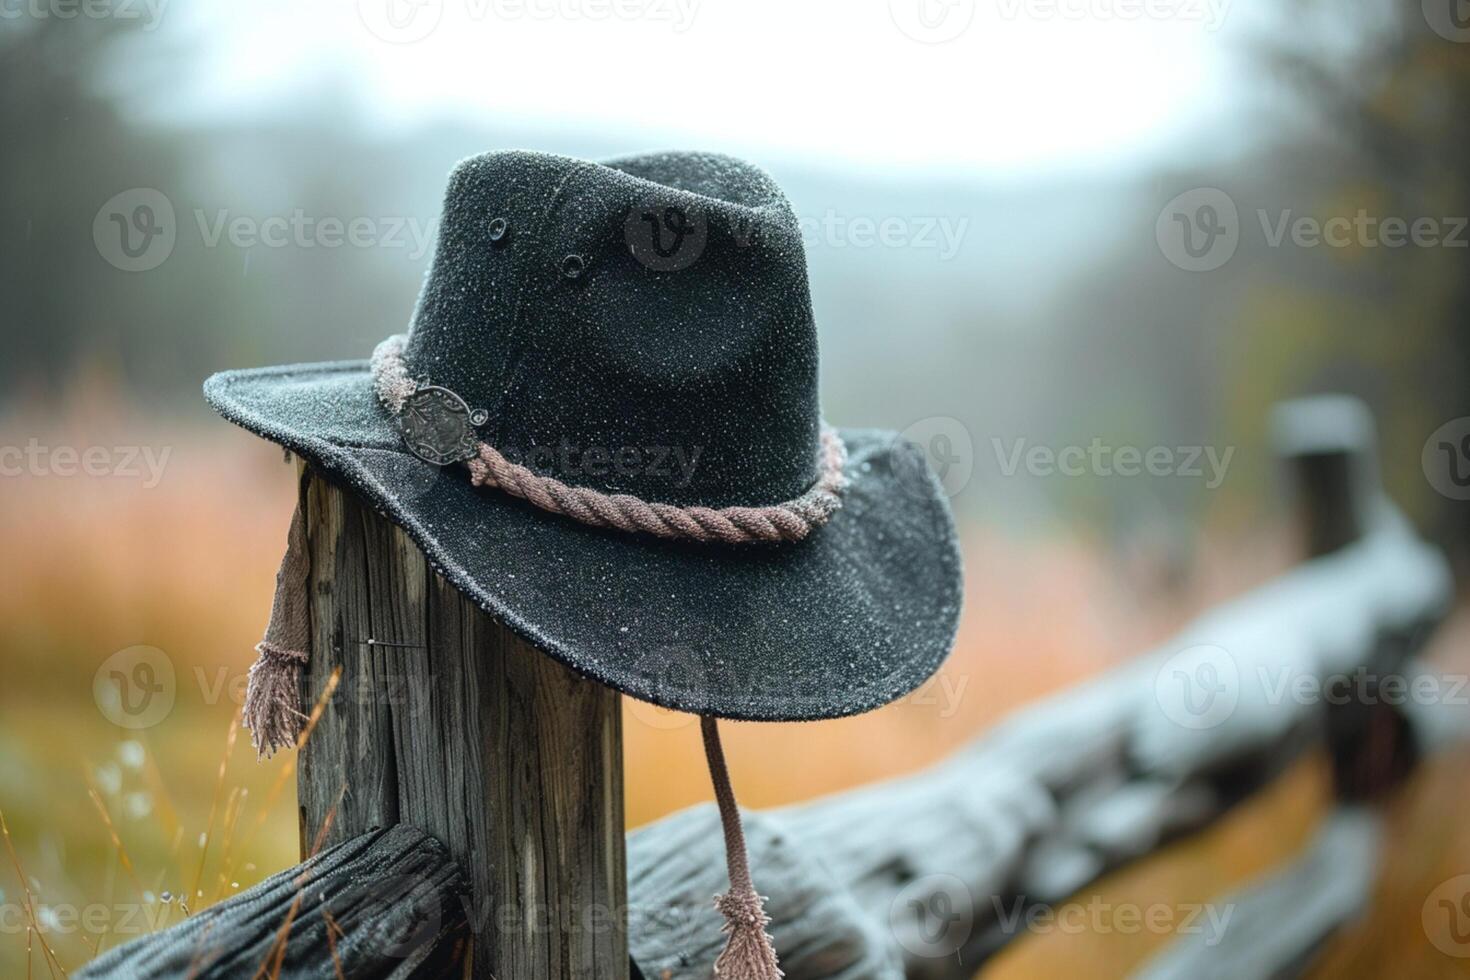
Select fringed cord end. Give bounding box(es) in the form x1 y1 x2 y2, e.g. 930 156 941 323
243 641 308 759
713 887 783 980
702 716 784 980
247 487 312 760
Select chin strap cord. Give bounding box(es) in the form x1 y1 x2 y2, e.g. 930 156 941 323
701 716 784 980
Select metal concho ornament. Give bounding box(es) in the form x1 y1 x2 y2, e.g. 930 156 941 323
396 386 489 466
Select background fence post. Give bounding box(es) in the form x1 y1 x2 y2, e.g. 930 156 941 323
1271 395 1380 557
1272 396 1429 800
294 464 628 979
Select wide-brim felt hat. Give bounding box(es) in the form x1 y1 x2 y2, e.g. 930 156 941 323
205 149 962 723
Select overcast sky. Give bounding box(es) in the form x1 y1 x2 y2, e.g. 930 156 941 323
122 0 1275 178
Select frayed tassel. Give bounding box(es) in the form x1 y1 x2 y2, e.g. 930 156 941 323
243 642 308 758
244 489 312 759
713 888 782 980
701 716 783 980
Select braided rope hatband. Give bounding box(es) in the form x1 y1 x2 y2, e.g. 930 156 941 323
371 335 848 544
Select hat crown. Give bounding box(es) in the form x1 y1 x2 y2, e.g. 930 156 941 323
403 150 821 508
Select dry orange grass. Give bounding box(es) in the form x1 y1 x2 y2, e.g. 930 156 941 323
0 405 1465 977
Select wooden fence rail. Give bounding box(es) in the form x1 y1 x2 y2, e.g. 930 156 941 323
626 523 1452 979
78 825 470 979
79 397 1461 979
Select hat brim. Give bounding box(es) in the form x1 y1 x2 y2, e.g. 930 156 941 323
204 360 963 722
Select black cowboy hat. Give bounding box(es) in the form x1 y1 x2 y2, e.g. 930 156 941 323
204 149 962 724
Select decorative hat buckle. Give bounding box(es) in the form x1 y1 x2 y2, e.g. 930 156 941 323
396 383 489 466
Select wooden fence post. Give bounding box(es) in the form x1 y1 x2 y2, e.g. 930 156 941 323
1271 395 1380 557
1272 396 1431 800
294 464 628 979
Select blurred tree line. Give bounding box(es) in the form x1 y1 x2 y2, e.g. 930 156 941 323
1 16 184 398
1239 0 1470 562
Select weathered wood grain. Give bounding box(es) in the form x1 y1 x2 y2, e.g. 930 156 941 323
297 465 627 980
299 464 403 854
76 824 470 979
